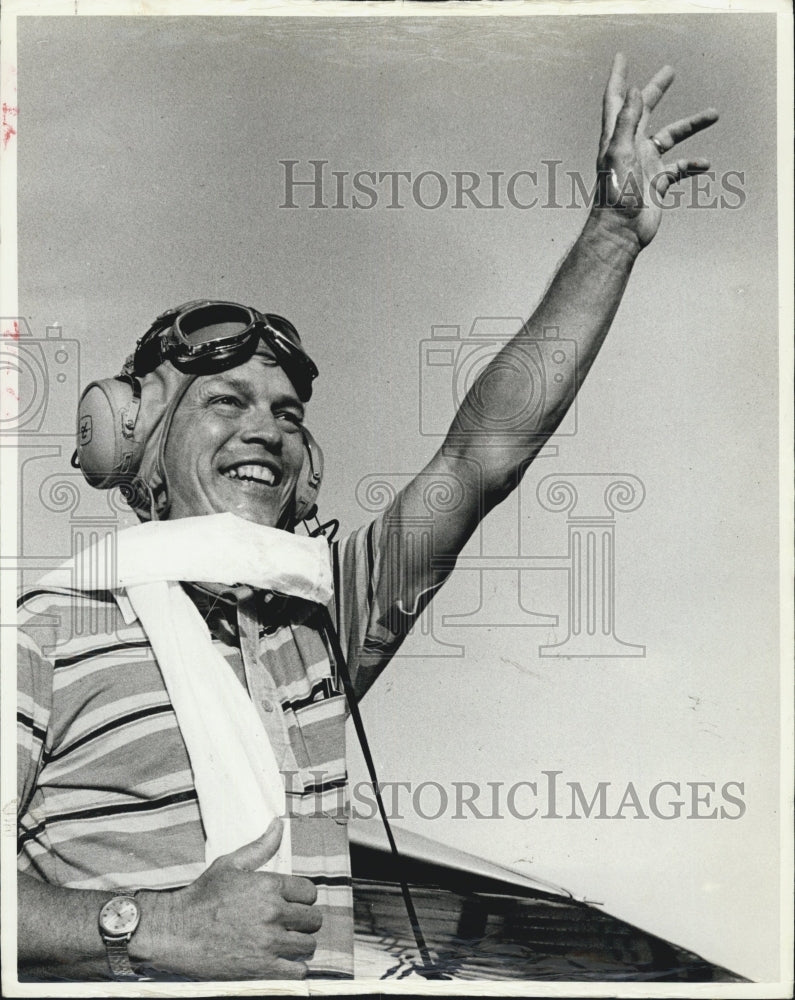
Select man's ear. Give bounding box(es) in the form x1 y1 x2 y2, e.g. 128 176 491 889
75 376 145 488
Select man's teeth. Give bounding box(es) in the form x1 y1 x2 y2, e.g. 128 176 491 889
224 465 276 485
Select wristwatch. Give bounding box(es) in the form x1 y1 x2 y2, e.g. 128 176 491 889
98 892 145 981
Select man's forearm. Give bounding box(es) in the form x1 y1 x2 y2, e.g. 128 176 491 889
17 873 165 981
443 208 641 498
17 825 319 982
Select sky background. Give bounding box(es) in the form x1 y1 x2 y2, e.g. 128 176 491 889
10 10 783 983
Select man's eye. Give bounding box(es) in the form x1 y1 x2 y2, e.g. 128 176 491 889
277 411 303 428
212 395 244 408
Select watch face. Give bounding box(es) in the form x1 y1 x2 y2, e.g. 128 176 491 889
99 895 140 936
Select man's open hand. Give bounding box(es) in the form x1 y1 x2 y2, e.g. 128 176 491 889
137 819 322 980
597 53 719 248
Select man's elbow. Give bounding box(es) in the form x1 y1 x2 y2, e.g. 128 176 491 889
437 445 527 514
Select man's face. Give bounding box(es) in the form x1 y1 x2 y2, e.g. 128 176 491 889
162 352 307 527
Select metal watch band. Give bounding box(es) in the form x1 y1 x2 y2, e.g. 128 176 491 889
99 891 148 982
104 936 142 981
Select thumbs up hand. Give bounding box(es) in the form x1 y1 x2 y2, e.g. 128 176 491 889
132 819 322 980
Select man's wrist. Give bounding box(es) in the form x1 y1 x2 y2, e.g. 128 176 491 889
128 888 175 977
582 207 644 265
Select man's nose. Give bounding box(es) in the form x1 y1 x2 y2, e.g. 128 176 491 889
239 404 282 448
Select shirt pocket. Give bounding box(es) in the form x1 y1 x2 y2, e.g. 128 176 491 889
287 692 347 786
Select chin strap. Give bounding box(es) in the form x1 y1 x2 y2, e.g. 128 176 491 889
318 604 450 981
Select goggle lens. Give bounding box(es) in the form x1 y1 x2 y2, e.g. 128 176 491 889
178 304 254 346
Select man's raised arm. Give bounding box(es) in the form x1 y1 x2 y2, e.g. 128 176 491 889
396 55 717 570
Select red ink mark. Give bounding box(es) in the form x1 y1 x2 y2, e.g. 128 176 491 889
2 103 18 150
5 385 18 401
2 321 20 339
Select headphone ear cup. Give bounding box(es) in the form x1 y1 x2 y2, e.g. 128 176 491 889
76 378 144 488
294 428 323 523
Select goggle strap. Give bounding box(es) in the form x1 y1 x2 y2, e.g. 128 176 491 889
133 321 174 376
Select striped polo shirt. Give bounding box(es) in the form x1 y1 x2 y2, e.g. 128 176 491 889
17 513 443 980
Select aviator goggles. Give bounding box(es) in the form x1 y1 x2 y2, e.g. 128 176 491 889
128 300 319 401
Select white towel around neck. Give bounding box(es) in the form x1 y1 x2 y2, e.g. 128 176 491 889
39 513 334 874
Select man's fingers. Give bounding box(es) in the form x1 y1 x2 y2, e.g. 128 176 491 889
610 86 643 151
222 818 284 871
269 958 309 980
281 875 318 906
641 65 675 112
601 52 628 150
283 900 324 934
653 157 711 197
650 108 719 154
277 930 319 960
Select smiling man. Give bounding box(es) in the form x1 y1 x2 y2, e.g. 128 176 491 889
16 55 718 982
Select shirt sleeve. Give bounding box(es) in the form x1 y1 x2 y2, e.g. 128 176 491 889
17 628 54 823
331 508 451 701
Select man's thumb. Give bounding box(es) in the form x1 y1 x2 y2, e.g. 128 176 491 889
222 818 284 871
